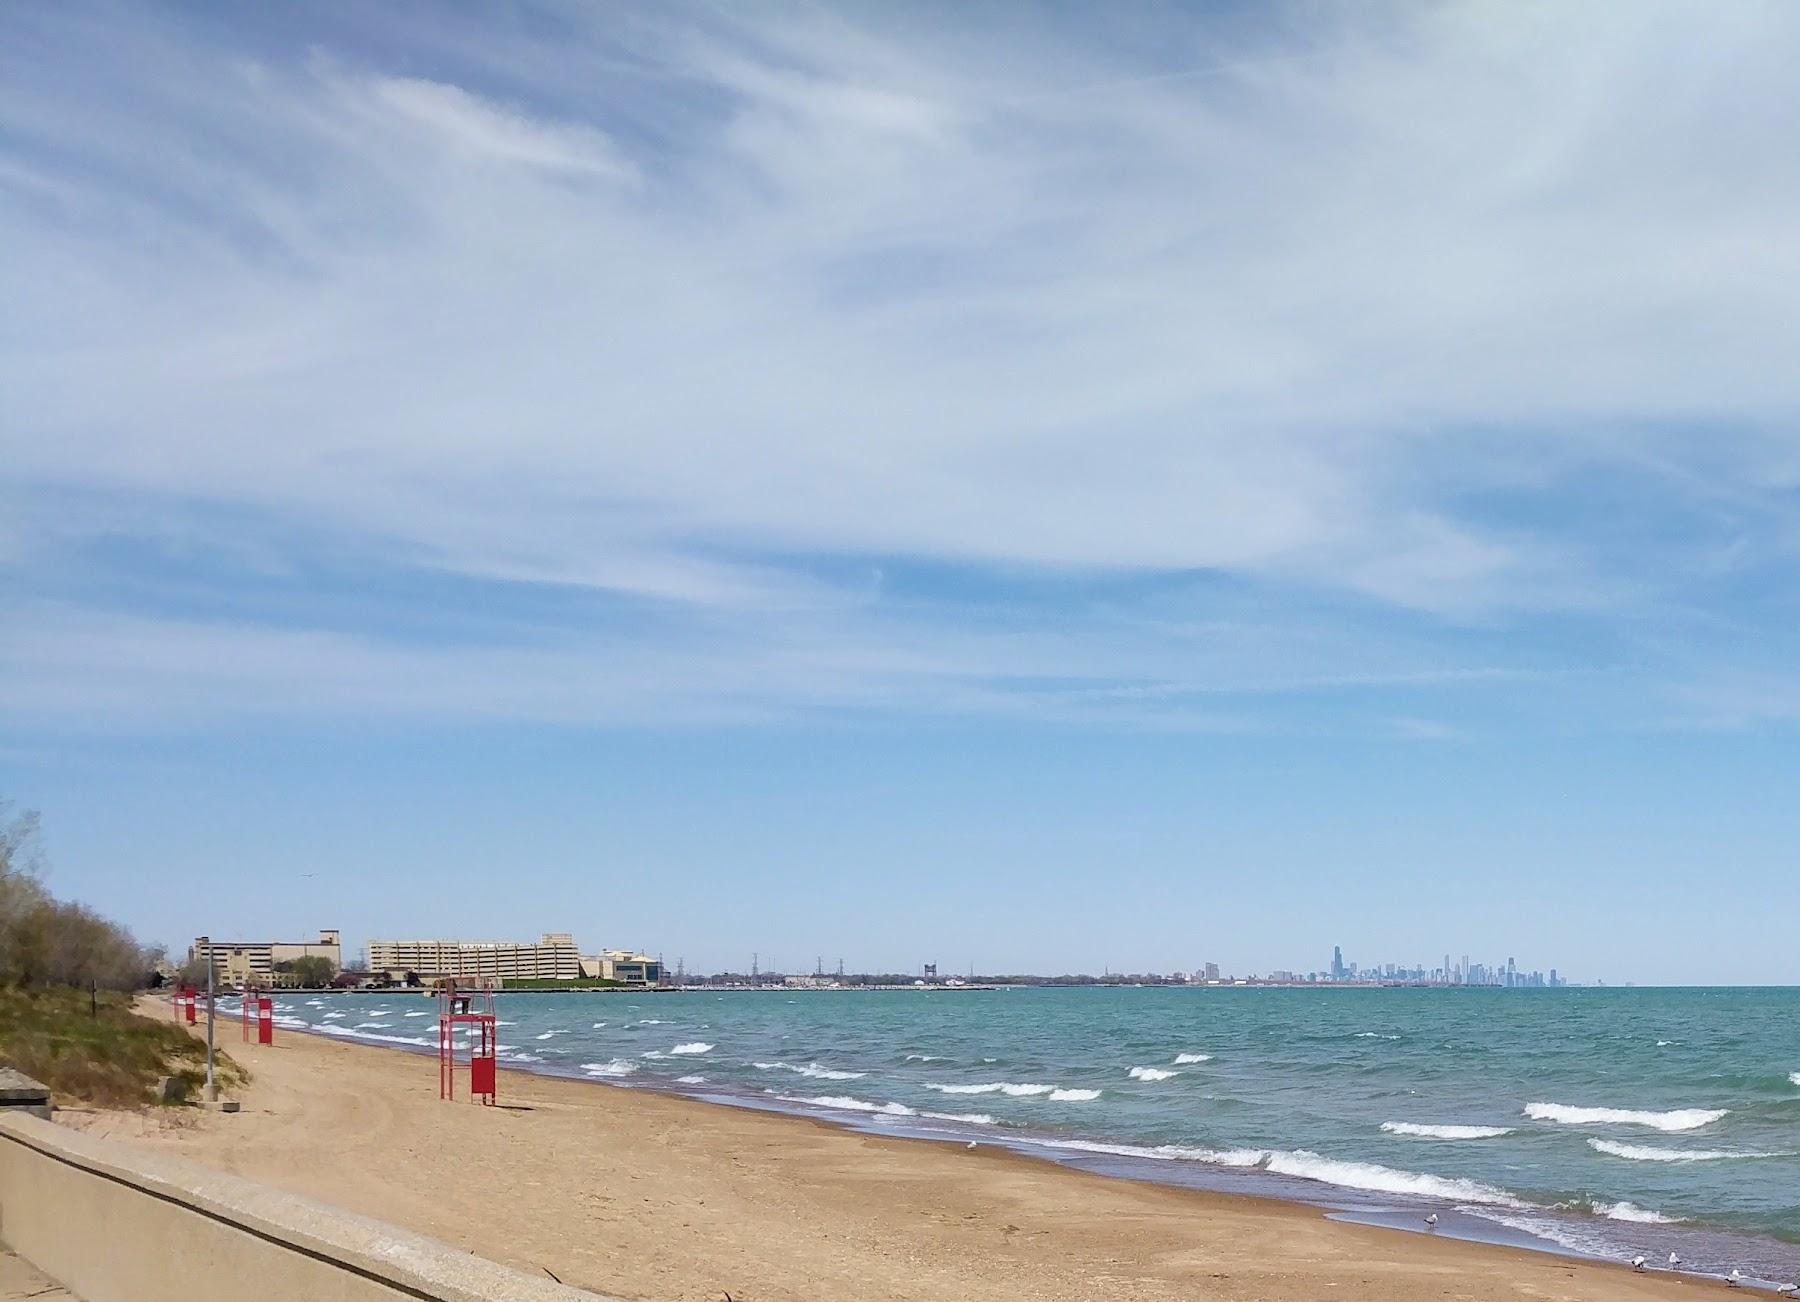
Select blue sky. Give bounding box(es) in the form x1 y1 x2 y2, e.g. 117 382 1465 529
3 2 1798 982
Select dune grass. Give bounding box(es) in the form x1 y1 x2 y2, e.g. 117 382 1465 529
0 985 247 1107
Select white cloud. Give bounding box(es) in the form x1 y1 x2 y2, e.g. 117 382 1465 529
2 2 1798 727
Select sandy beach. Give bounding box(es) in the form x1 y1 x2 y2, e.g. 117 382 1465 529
72 1006 1733 1301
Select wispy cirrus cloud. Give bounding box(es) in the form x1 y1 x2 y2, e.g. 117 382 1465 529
3 1 1799 732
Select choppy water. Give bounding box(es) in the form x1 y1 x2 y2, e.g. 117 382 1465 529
245 985 1800 1283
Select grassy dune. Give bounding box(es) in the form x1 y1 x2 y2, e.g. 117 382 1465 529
0 986 247 1107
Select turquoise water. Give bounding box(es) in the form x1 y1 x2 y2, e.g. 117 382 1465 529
259 986 1800 1280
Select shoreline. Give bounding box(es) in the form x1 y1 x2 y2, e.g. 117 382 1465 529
95 996 1750 1299
260 998 1796 1284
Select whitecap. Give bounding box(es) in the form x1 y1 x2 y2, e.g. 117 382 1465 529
322 1011 347 1020
580 1058 637 1077
753 1061 864 1080
1261 1151 1526 1207
788 1095 915 1117
921 1111 997 1126
1591 1200 1679 1224
1032 1138 1267 1166
1524 1102 1726 1132
905 1054 944 1061
676 1074 706 1084
1128 1066 1178 1082
353 1022 391 1030
925 1081 1052 1097
311 1024 436 1049
1381 1122 1515 1140
403 1011 429 1018
1049 1088 1101 1102
1587 1139 1789 1163
592 1022 607 1029
1173 1053 1211 1064
669 1042 713 1055
535 1030 571 1041
1790 1071 1800 1088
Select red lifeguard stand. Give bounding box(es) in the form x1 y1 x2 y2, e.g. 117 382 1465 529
240 983 274 1045
437 979 497 1105
173 986 198 1024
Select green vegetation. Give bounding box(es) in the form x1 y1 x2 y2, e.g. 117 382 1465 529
496 976 627 990
0 985 247 1107
0 800 235 1107
2 801 156 991
275 954 337 987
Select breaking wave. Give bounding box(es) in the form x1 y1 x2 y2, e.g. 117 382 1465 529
676 1074 706 1084
1173 1053 1211 1064
1262 1151 1526 1206
1590 1200 1679 1224
580 1058 638 1078
1027 1142 1521 1206
1128 1066 1178 1082
1381 1122 1515 1140
789 1095 915 1117
1587 1139 1789 1163
312 1023 434 1049
1524 1102 1726 1132
922 1081 1100 1102
669 1042 714 1055
753 1061 865 1080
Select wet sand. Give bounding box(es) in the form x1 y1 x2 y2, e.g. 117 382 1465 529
74 1005 1736 1301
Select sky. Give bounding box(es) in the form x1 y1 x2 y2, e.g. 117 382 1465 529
3 1 1798 984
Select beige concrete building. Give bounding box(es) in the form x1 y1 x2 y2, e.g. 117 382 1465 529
581 949 663 987
366 933 581 982
190 930 342 986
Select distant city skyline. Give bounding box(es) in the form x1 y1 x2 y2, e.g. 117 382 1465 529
5 3 1799 986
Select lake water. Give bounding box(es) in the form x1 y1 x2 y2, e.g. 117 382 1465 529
248 984 1800 1283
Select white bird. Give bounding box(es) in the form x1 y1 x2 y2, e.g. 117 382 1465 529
966 1142 977 1150
1728 1270 1744 1287
1773 1284 1796 1296
1631 1256 1646 1272
1423 1213 1438 1229
1669 1252 1682 1268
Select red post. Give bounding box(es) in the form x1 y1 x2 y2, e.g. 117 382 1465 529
256 995 273 1045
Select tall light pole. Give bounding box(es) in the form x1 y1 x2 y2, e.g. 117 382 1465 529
202 934 217 1101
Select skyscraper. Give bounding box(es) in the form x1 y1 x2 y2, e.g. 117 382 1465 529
1331 945 1345 981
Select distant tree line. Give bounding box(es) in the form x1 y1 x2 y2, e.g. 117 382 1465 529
0 802 157 992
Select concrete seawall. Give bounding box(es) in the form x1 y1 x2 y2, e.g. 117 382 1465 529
0 1112 617 1301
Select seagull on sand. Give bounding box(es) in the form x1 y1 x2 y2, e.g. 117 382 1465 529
1631 1257 1647 1272
1773 1284 1796 1296
1423 1213 1438 1229
1728 1270 1744 1287
1668 1252 1682 1269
